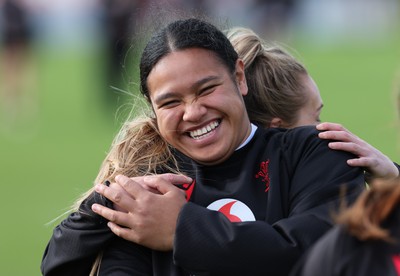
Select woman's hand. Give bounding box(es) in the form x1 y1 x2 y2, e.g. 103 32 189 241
317 122 399 180
92 174 192 251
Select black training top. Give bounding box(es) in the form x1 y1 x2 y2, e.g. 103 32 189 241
291 205 400 276
41 126 365 276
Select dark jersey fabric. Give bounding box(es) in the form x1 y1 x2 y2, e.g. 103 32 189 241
41 126 365 276
40 192 115 276
291 206 400 276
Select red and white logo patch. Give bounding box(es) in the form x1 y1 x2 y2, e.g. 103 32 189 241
207 198 256 222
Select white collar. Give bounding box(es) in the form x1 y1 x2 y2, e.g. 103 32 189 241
236 123 258 150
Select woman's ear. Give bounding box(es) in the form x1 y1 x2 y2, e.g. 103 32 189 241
270 117 283 128
235 59 248 96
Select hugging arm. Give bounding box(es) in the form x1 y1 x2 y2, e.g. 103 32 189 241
317 122 399 181
91 128 365 275
89 174 191 275
91 174 190 251
172 129 365 275
41 192 115 276
97 237 153 276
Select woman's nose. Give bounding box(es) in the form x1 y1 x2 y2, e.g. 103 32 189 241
182 101 207 122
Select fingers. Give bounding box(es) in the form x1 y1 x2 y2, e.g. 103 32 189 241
130 173 192 195
327 141 364 156
107 182 129 212
94 177 142 212
159 173 193 184
316 122 346 131
115 175 146 199
96 174 189 207
107 221 137 240
143 175 186 196
346 157 373 167
91 203 131 227
131 173 192 185
318 130 354 142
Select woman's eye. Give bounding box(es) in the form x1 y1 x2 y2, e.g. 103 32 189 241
160 100 179 108
200 85 216 95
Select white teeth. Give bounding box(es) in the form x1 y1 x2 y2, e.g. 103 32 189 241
189 121 219 139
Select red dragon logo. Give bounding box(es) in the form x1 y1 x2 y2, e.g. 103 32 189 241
255 160 270 192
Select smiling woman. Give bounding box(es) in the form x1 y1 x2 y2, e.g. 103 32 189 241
148 48 250 165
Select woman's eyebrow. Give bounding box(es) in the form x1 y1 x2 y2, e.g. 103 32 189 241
153 91 178 105
190 75 220 90
153 76 221 104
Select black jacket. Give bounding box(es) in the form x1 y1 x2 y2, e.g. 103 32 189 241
41 192 115 275
291 206 400 276
41 126 365 275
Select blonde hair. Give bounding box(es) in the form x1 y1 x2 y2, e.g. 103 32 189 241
226 27 308 128
74 115 179 209
336 177 400 242
76 114 181 275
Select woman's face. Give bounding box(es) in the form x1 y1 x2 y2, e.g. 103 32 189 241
292 74 323 127
147 47 251 165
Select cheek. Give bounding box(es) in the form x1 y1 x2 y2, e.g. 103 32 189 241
300 113 318 126
155 110 179 136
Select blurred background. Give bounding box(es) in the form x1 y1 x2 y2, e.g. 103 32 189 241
0 0 399 274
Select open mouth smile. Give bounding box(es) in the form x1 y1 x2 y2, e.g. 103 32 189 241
188 120 220 139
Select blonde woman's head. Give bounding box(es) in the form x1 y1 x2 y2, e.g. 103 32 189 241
227 27 323 128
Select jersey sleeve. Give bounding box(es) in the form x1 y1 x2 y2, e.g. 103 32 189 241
173 127 365 275
97 237 153 276
41 192 115 276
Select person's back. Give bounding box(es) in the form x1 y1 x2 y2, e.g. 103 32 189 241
292 178 400 276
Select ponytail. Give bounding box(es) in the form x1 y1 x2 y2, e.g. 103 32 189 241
336 178 400 241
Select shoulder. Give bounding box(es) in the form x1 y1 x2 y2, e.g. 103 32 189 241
308 225 357 259
252 125 325 161
298 225 359 276
256 125 320 145
283 125 320 145
280 125 357 161
260 125 326 158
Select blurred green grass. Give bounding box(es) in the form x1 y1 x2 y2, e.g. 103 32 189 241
0 46 137 275
0 36 399 274
297 38 400 161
